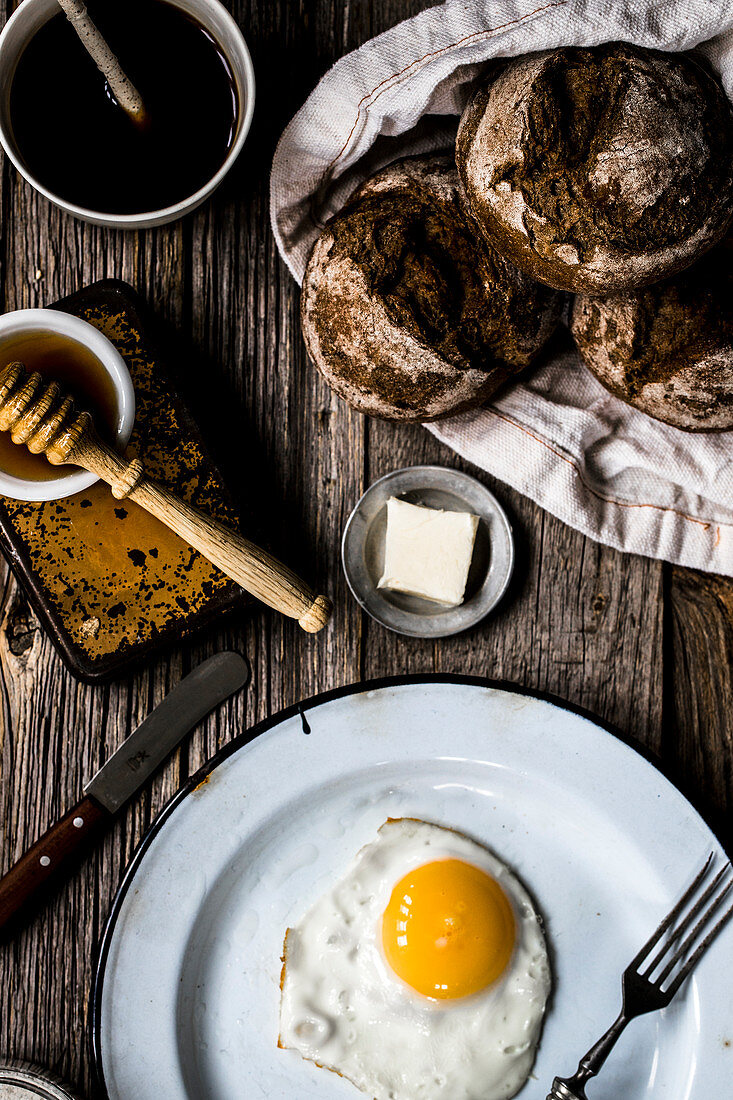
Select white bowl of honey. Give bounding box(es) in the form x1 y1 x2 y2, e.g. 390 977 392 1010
0 0 255 228
0 309 135 500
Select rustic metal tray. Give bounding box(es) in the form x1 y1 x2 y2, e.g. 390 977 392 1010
0 280 245 682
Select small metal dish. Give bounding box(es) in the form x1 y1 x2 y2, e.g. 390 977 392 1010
0 1062 80 1099
341 465 514 637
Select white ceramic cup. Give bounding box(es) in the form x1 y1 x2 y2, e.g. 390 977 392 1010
0 0 256 229
0 309 135 501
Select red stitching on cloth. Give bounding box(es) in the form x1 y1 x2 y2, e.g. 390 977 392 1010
306 0 568 229
484 407 731 535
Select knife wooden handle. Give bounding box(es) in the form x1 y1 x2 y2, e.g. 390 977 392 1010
0 795 109 936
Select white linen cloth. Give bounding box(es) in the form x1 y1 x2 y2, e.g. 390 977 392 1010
270 0 733 575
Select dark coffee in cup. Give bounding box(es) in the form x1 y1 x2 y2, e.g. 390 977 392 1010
9 0 239 215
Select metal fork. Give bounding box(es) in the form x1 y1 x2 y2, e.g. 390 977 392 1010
546 853 733 1100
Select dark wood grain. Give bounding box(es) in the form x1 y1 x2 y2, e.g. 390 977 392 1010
665 568 733 847
0 1 729 1096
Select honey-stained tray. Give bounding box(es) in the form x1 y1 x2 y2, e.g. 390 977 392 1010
0 280 246 682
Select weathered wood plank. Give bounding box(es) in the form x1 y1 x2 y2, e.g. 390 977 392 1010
0 36 191 1090
186 0 366 755
362 419 666 747
666 569 733 844
0 0 728 1097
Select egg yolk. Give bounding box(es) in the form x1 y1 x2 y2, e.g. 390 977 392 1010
381 858 515 1000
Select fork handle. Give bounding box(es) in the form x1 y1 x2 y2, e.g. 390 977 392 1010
546 1082 587 1100
546 1010 628 1100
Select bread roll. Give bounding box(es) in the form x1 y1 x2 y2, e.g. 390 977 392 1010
570 241 733 431
456 44 733 294
300 155 563 421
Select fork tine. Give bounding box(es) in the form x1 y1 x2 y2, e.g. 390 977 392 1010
665 898 733 997
628 853 714 972
640 862 732 978
655 870 733 988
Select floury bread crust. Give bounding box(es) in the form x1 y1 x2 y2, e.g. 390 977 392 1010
300 155 563 421
456 44 733 294
570 241 733 432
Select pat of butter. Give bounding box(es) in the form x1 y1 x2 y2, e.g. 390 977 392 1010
378 497 479 607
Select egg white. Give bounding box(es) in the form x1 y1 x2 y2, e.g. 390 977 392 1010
279 818 551 1100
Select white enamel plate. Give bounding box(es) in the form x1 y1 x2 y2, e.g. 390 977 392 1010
93 679 733 1099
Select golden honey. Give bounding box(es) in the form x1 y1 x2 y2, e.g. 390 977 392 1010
0 330 118 481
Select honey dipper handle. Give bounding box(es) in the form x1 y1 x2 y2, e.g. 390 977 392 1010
73 434 332 633
132 480 332 632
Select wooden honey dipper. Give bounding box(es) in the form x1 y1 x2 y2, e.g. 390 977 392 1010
0 362 332 633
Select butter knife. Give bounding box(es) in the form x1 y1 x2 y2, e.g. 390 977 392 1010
0 651 249 935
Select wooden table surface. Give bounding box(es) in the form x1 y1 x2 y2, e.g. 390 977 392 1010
0 1 730 1095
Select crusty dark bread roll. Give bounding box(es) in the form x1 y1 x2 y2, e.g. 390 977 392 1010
570 240 733 431
300 155 563 421
456 44 733 294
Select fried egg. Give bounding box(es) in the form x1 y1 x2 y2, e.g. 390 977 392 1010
278 818 551 1099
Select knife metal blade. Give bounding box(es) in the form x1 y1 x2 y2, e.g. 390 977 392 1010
86 650 249 813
